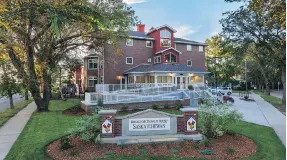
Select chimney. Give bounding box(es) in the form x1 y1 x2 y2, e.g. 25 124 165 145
136 24 145 32
149 27 155 31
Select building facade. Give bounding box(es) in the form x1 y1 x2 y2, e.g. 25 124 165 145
74 24 208 92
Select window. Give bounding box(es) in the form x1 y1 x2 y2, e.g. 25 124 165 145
88 57 98 70
157 76 172 83
147 76 154 83
187 60 192 66
148 58 151 63
126 57 133 64
187 45 192 51
160 39 171 47
128 76 134 83
190 76 203 83
154 56 161 64
164 53 176 63
136 76 145 83
160 29 171 38
126 39 133 46
199 46 204 52
146 41 153 48
88 76 97 87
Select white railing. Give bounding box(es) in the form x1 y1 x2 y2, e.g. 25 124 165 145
95 83 174 93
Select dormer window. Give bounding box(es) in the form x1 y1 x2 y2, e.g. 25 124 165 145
164 53 176 63
160 29 171 38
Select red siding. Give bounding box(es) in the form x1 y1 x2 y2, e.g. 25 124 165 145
148 27 175 53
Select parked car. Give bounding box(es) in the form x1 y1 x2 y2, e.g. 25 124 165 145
217 87 232 95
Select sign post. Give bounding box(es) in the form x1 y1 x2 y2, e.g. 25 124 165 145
278 81 280 93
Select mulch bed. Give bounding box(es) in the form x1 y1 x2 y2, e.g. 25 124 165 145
62 106 92 116
46 134 257 160
239 98 256 102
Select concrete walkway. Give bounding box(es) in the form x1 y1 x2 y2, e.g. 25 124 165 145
252 93 286 147
0 102 36 160
271 90 283 99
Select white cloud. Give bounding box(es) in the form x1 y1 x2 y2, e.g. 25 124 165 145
209 31 219 36
174 26 198 39
123 0 146 5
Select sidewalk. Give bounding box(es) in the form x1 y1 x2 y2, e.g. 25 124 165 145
0 102 36 160
252 94 286 147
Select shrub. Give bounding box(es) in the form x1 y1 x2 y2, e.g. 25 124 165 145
60 137 71 150
193 143 200 149
226 130 236 136
200 138 213 147
163 103 169 109
151 104 159 110
188 85 194 90
139 149 148 155
170 149 179 154
175 103 183 110
97 99 104 107
227 147 236 154
70 113 101 142
121 106 128 112
244 95 249 100
198 104 243 138
105 151 116 156
150 142 157 149
200 149 216 155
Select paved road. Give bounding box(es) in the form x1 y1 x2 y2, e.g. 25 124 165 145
0 94 25 111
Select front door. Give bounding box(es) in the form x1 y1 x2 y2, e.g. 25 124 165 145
175 76 186 89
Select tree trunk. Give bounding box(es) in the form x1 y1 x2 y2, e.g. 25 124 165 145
42 69 51 111
281 68 286 105
8 92 14 109
25 89 29 100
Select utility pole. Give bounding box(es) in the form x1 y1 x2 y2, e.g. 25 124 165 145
245 60 247 92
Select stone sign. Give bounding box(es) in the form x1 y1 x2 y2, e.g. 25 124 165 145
129 118 170 131
120 109 181 136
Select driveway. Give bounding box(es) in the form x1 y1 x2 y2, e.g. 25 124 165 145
0 94 25 111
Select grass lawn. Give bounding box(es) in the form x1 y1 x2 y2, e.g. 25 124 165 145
253 90 285 113
6 99 286 160
0 98 34 127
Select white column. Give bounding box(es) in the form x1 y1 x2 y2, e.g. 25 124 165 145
125 76 128 89
134 75 137 84
154 74 158 87
145 75 148 84
202 74 205 86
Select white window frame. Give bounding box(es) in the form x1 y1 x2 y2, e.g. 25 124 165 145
146 41 153 48
100 60 103 69
199 46 204 52
187 45 192 51
126 39 133 46
187 60 192 66
88 76 97 87
160 39 171 47
126 57 133 64
154 56 161 64
148 58 151 63
164 53 177 63
160 29 171 38
87 57 98 70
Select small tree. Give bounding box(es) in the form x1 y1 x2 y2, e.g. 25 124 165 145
198 102 242 138
0 63 20 109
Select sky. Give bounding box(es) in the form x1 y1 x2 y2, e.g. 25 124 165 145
123 0 242 42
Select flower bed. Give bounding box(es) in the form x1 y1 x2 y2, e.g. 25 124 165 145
46 134 256 160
